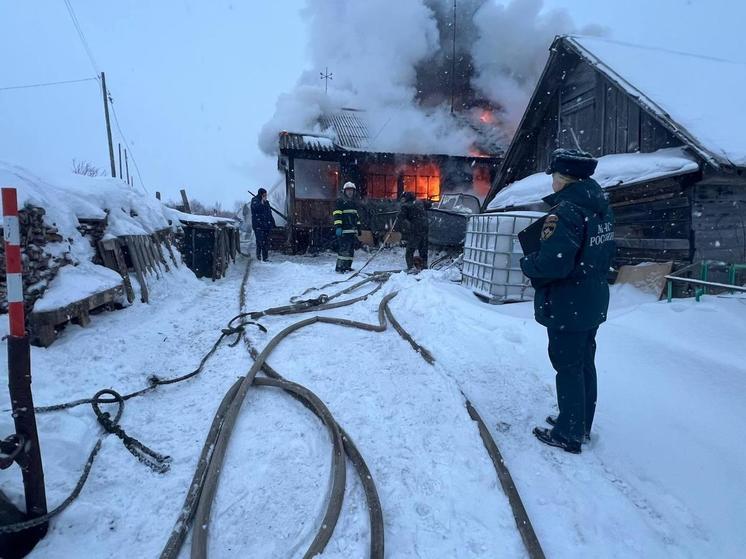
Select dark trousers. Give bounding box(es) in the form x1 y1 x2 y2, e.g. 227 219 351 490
547 327 598 444
336 234 355 271
254 228 270 261
405 233 429 269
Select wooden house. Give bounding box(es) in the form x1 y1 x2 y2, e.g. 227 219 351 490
277 109 502 252
483 36 746 270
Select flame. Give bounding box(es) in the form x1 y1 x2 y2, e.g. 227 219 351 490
469 146 490 158
478 109 495 125
362 161 441 200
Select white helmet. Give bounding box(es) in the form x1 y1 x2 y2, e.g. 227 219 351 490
343 181 356 191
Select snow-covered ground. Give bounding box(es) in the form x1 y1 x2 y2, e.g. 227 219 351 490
1 249 744 558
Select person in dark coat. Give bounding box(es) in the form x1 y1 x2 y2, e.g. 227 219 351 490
520 149 615 454
398 191 431 271
250 188 275 261
333 182 362 273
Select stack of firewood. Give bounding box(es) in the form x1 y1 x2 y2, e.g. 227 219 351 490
0 205 74 313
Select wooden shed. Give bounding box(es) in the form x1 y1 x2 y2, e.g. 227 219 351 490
483 36 746 270
277 109 502 252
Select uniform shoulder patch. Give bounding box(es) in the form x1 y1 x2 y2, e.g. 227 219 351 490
541 214 558 241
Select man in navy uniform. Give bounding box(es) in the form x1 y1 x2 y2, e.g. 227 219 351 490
250 188 276 261
520 149 615 454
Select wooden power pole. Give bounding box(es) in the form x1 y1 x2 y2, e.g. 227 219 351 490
101 72 116 178
124 148 131 185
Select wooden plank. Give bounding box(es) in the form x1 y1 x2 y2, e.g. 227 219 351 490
125 236 149 303
615 238 691 250
211 227 219 281
112 240 135 303
158 230 180 268
139 236 159 278
615 92 629 153
151 235 170 272
147 237 165 273
627 103 640 152
28 284 124 346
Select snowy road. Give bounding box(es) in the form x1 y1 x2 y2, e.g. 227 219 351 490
1 250 745 558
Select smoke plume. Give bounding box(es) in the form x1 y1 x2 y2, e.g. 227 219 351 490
259 0 605 157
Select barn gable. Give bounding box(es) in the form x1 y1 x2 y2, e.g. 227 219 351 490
484 36 746 268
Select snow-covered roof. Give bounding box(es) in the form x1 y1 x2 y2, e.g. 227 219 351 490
487 147 699 210
164 207 238 227
567 36 746 168
279 131 338 152
0 160 172 243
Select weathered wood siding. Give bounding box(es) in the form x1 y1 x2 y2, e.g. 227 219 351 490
557 61 681 156
692 182 746 263
525 58 683 175
607 177 694 266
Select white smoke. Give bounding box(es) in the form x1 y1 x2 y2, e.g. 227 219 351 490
259 0 605 156
471 0 606 133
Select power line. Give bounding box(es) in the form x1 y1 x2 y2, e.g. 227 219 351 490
107 91 148 193
63 0 100 76
59 1 148 193
0 77 98 92
57 1 150 194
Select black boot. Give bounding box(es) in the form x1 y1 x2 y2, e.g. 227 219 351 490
533 427 581 454
546 416 591 442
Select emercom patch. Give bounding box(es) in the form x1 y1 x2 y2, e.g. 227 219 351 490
541 214 559 241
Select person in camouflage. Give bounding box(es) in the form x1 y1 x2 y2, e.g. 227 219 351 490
398 191 431 271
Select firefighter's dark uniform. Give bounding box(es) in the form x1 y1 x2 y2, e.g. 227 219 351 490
399 194 431 269
333 197 361 272
250 194 275 261
521 156 615 450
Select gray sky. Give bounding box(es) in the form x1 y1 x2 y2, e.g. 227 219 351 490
1 1 743 207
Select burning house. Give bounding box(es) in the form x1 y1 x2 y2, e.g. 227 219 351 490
277 108 502 251
483 36 746 272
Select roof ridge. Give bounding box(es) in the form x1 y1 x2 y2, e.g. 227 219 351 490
565 34 746 66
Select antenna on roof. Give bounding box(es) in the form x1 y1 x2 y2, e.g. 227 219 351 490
320 67 333 94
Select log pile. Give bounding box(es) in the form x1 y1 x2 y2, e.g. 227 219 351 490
78 217 108 266
0 205 73 314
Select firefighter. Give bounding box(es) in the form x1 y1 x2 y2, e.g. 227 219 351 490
520 148 615 454
398 191 431 271
333 182 362 273
250 188 275 261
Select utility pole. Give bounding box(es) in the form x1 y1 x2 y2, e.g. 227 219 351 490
124 148 130 186
450 0 457 114
118 143 123 179
320 67 333 94
100 72 116 178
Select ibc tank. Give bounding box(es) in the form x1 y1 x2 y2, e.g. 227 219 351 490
462 212 544 303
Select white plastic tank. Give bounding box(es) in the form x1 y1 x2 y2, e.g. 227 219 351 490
462 211 545 303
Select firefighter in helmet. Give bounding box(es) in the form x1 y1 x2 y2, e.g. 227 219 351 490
333 181 362 273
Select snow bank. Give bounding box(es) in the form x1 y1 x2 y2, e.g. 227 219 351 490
0 161 184 311
487 147 699 210
571 36 746 167
0 161 171 241
33 264 124 312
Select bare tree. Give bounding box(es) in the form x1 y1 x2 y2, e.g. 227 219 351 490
72 159 105 177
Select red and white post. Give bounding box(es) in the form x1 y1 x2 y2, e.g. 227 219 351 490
3 188 25 336
2 187 48 548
